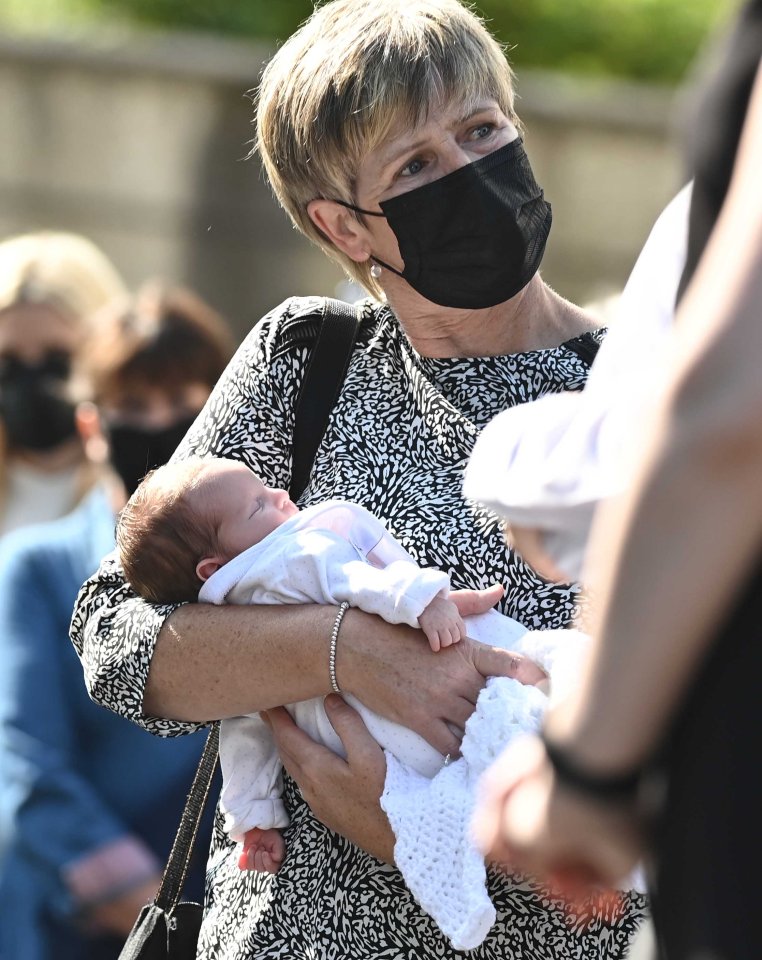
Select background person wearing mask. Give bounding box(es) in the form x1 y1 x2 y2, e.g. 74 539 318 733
0 231 126 535
0 281 233 960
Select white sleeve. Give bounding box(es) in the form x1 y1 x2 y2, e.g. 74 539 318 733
252 530 450 627
235 528 451 626
218 714 289 840
327 557 450 626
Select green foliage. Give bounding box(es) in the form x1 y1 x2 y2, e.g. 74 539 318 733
1 0 738 85
479 0 735 83
96 0 313 43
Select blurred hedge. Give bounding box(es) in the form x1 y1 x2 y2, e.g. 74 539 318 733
2 0 738 84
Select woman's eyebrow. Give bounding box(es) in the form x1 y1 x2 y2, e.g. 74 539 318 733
379 137 429 168
379 104 497 168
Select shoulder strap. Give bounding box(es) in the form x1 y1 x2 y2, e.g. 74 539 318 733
149 300 360 911
289 298 362 501
154 722 219 913
564 331 600 367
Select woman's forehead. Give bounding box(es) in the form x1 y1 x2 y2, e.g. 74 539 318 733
0 302 78 353
377 97 503 157
354 97 506 189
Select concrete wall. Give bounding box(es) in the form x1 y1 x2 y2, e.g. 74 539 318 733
0 27 686 341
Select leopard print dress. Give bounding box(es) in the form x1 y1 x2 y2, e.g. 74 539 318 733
72 297 648 959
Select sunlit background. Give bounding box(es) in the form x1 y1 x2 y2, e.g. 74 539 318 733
0 0 740 338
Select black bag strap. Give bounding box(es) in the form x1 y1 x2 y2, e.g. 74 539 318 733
564 331 600 367
154 722 220 913
149 298 360 914
289 298 362 501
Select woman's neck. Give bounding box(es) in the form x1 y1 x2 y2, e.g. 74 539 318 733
389 276 599 358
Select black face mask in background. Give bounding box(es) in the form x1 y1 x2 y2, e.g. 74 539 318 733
105 414 198 496
339 138 552 310
0 353 77 452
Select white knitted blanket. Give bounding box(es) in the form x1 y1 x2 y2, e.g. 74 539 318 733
381 628 590 950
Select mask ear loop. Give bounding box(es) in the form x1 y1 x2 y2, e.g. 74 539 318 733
333 199 385 218
332 200 406 280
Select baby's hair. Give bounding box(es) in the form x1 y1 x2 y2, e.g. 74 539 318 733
117 457 219 604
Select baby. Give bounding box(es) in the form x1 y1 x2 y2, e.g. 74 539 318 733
120 457 478 649
118 456 566 948
117 458 536 869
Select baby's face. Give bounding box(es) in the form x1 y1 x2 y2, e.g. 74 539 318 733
198 460 299 561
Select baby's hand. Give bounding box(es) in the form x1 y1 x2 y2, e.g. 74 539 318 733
238 827 285 874
418 594 466 652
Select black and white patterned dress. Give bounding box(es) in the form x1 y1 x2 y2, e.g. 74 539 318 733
72 297 647 959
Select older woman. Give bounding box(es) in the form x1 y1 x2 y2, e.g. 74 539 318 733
71 1 647 957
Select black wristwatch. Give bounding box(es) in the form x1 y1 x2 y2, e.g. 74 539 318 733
540 730 642 803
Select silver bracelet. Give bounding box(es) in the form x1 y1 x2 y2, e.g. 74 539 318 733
329 602 349 694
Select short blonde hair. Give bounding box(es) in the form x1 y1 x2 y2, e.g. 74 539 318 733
255 0 518 298
117 458 219 604
0 231 126 328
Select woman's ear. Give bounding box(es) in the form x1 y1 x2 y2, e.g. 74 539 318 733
196 556 224 582
307 199 370 263
75 401 109 464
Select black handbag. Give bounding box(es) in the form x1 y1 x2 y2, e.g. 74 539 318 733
118 298 362 959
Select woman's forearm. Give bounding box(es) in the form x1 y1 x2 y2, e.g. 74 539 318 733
144 603 340 720
144 603 467 729
549 410 762 770
144 599 527 757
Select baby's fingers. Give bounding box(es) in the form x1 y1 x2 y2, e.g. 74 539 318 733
440 625 462 648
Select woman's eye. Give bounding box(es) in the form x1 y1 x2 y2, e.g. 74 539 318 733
399 157 425 178
470 122 495 140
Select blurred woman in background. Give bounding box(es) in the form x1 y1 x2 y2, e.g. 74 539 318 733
0 231 126 535
0 281 234 960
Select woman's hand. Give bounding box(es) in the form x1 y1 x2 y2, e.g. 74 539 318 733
473 735 642 898
339 603 546 757
87 875 161 937
264 696 394 863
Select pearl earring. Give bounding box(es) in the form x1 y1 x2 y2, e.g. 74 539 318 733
370 262 382 279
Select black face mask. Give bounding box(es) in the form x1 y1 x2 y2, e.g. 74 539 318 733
106 414 198 496
340 138 552 310
0 352 77 452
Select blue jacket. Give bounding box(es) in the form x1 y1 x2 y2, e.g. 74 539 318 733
0 489 215 960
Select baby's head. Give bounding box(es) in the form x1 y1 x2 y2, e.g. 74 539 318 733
117 456 298 603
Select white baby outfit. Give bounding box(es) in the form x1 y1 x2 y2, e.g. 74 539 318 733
199 499 583 950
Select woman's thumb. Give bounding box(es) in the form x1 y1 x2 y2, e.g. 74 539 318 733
324 694 381 760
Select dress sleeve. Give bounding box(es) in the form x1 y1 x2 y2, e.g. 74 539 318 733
69 299 312 734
